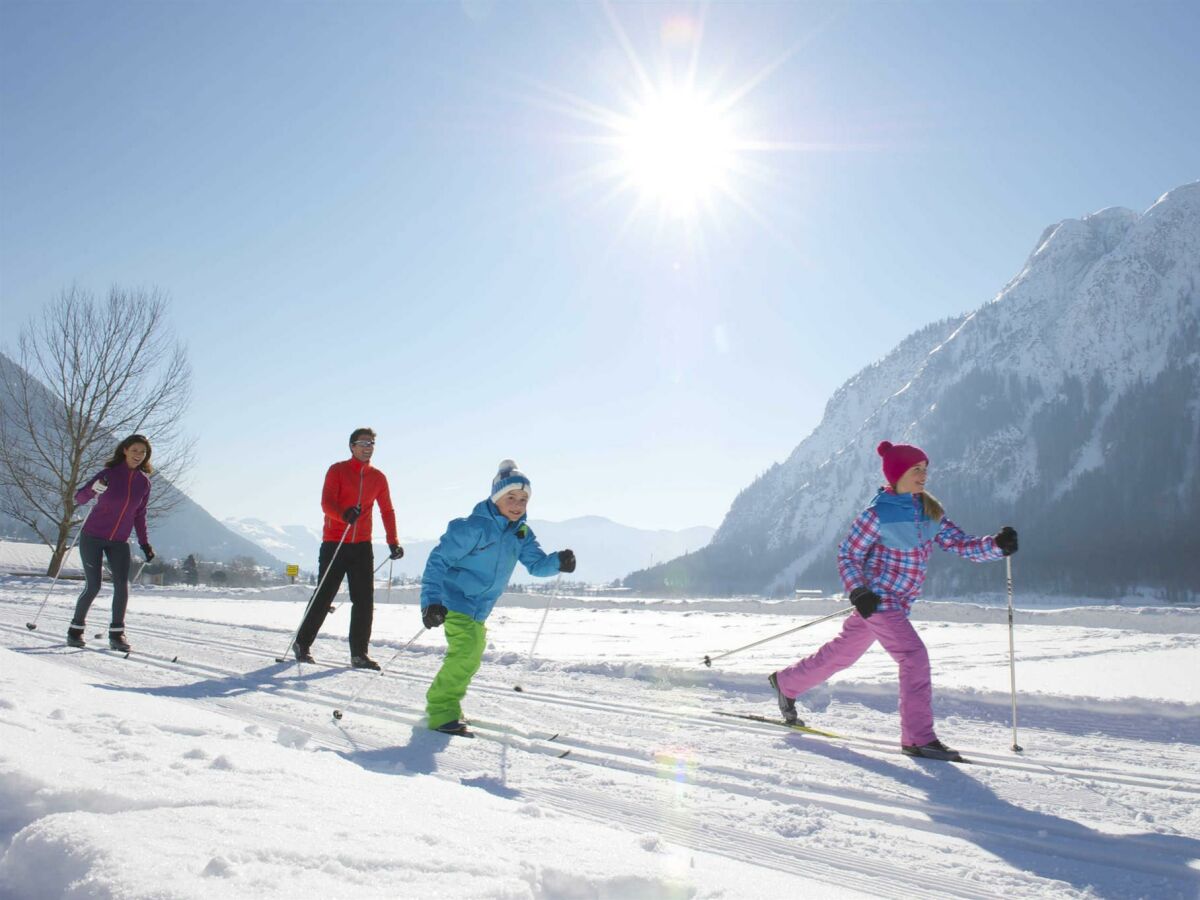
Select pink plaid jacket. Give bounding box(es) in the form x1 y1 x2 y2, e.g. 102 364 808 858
837 489 1003 615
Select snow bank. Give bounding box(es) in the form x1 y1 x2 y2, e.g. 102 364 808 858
0 646 806 899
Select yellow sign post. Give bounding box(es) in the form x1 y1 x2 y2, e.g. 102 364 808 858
285 564 299 584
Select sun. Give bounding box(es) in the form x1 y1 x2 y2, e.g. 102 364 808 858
616 86 737 219
513 8 812 238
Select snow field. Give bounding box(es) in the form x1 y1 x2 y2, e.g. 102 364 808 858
1 579 1198 898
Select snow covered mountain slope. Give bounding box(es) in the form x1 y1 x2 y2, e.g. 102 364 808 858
1 581 1197 898
628 181 1200 600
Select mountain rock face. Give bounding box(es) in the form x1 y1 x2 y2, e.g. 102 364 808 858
627 182 1200 601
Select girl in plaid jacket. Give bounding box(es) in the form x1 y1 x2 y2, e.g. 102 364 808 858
769 440 1018 760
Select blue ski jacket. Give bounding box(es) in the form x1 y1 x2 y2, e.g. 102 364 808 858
420 499 561 622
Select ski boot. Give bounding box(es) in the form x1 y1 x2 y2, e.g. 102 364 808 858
108 631 131 653
350 655 381 671
293 643 315 663
67 626 86 648
768 672 802 726
433 720 474 738
902 739 963 762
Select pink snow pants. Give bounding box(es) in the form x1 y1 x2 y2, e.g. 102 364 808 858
774 610 936 747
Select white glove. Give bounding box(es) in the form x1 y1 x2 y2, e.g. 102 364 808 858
92 478 108 495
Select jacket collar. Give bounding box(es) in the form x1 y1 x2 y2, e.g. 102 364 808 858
873 486 919 508
345 456 371 473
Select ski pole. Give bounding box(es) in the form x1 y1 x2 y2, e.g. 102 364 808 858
1006 556 1023 753
331 553 394 614
332 626 426 720
275 523 352 662
513 574 560 692
25 517 90 631
702 606 853 667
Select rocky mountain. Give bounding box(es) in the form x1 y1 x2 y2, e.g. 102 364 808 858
225 515 714 585
626 182 1200 601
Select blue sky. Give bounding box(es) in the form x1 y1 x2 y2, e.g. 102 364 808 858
2 0 1197 540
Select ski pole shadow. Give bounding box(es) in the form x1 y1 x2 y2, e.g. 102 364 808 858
93 662 344 700
785 736 1200 898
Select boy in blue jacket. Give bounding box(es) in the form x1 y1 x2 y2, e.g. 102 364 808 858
420 460 576 735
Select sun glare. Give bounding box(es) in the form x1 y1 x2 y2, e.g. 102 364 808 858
618 87 736 219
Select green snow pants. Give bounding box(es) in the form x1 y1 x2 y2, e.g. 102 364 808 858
426 610 487 730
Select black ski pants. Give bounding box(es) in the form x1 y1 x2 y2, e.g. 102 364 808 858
71 532 132 632
296 540 375 656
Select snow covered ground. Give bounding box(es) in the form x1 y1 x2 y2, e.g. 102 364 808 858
1 576 1197 898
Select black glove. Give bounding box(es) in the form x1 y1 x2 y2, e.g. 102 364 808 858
140 543 155 562
422 604 447 629
343 505 361 524
994 526 1018 556
558 549 576 574
388 543 404 560
850 587 880 619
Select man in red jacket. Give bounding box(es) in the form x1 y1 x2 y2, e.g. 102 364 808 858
294 427 403 669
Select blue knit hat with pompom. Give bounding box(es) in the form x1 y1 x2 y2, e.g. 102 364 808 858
491 459 531 503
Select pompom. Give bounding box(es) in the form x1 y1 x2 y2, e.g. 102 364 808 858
497 458 518 474
876 441 893 457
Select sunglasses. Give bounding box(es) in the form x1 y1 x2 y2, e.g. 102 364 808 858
352 440 376 448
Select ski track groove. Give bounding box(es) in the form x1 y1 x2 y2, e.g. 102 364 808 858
4 601 1199 897
5 612 1199 894
7 611 1200 798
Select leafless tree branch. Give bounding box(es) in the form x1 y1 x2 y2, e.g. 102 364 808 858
0 286 194 574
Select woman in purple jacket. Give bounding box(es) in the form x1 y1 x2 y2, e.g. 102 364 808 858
67 434 155 651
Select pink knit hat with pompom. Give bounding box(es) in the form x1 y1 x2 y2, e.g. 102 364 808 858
877 441 928 486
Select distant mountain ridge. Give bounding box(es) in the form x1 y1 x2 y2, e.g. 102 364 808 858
627 181 1200 600
225 515 714 584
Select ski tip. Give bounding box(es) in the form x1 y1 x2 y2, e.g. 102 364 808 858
512 685 524 692
171 656 178 663
557 749 571 758
273 657 286 664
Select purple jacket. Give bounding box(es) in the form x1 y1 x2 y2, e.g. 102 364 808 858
75 465 151 544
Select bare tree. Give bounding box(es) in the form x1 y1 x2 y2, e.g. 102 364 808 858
0 286 193 574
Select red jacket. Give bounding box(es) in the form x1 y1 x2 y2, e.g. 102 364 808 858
321 457 398 545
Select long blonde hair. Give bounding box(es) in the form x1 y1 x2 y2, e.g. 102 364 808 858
920 491 944 523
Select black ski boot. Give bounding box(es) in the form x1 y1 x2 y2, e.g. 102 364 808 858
768 672 802 726
902 739 963 762
67 626 86 648
294 643 315 663
108 631 131 652
350 655 381 671
434 720 474 738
